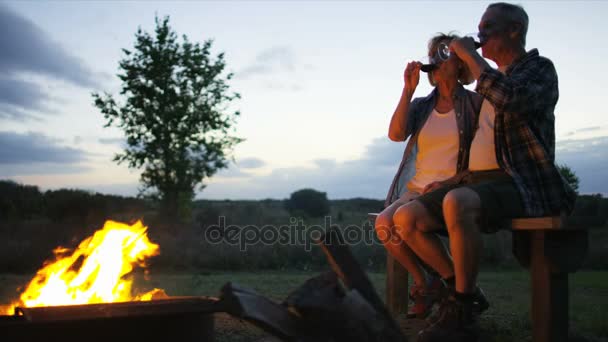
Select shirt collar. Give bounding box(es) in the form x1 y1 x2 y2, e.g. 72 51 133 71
506 48 539 75
421 83 466 106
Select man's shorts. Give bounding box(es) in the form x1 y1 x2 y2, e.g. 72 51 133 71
416 169 525 233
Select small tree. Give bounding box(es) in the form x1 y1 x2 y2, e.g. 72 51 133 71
285 188 330 218
558 164 580 194
93 16 241 220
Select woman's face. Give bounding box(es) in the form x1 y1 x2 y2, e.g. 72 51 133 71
430 39 460 84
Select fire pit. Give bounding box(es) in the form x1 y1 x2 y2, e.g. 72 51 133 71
0 297 217 342
0 220 219 341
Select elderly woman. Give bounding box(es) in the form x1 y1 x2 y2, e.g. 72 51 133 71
376 33 482 319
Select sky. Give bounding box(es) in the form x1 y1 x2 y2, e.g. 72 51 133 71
0 1 607 200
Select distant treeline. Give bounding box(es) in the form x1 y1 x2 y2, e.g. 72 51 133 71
0 180 606 274
0 180 151 222
2 179 607 224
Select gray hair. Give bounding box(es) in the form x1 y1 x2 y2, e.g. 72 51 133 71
487 2 529 47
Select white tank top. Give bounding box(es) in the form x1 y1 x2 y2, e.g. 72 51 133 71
468 65 508 171
468 99 500 170
407 108 459 192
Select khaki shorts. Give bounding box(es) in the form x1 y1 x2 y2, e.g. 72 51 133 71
415 169 525 233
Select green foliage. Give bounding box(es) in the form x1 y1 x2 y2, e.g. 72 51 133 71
558 163 580 194
44 189 98 222
92 16 242 220
0 180 44 220
285 188 330 218
0 179 150 223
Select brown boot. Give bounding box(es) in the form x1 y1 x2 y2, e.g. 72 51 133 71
417 294 479 342
426 284 489 325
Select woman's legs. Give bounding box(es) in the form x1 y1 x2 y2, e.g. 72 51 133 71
392 201 455 280
375 192 428 287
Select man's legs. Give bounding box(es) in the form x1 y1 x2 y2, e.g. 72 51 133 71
416 188 483 341
442 188 483 294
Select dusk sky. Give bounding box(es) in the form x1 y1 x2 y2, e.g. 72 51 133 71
1 1 606 200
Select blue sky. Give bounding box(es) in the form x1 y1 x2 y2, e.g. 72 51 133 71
1 1 607 199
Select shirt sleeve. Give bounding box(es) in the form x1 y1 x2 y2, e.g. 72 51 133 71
404 98 421 137
475 59 558 121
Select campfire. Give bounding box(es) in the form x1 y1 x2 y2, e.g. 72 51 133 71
1 223 408 341
2 220 164 315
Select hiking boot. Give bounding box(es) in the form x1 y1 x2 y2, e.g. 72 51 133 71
426 285 489 325
407 276 444 319
417 294 479 342
472 285 489 315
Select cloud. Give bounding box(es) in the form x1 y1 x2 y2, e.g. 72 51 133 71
44 134 608 200
236 157 266 169
0 76 50 120
557 135 608 195
1 163 89 176
235 46 309 91
0 5 98 87
237 46 296 79
563 125 604 137
0 4 101 120
98 137 126 147
198 134 608 199
0 131 90 176
200 136 406 200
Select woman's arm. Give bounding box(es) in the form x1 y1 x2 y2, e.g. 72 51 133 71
421 171 468 194
388 61 421 141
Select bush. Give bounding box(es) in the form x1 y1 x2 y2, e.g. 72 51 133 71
285 188 330 218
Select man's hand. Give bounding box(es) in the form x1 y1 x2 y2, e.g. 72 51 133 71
449 37 477 60
422 181 443 195
449 37 488 81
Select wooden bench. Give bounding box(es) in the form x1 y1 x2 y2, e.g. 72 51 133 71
368 213 588 342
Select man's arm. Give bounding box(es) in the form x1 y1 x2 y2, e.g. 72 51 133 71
451 38 558 121
449 38 490 81
474 60 558 119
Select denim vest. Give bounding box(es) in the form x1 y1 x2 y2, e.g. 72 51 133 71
384 86 482 207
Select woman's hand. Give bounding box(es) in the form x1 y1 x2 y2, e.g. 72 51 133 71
404 61 422 93
422 181 443 194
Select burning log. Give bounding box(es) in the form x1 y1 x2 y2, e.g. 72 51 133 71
314 225 408 342
285 271 401 342
218 226 408 342
218 282 302 340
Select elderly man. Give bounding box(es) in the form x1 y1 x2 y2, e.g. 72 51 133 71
391 3 576 341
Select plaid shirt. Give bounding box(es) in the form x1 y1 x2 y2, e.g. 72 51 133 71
476 49 576 216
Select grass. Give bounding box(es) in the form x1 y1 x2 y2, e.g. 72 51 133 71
1 270 606 341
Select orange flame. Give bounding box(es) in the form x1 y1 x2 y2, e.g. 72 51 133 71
2 220 162 315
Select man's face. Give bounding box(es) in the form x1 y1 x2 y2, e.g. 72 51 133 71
478 8 509 61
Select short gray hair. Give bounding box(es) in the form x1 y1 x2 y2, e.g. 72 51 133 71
487 2 529 47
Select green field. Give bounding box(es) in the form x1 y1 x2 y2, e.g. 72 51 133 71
1 270 606 341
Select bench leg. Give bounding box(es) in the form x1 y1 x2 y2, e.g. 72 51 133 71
386 253 409 315
531 231 569 342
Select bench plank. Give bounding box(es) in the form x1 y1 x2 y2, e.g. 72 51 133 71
510 216 564 230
